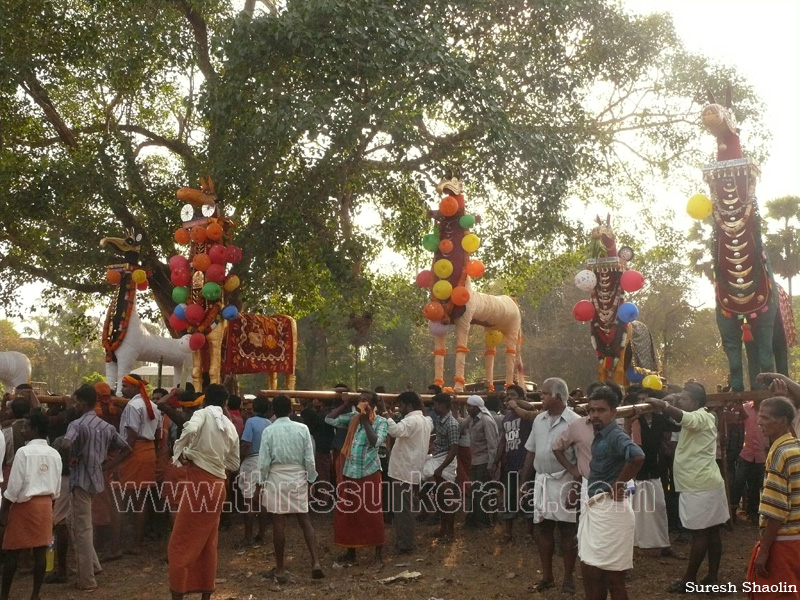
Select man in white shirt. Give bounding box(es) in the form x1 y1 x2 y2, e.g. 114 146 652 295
386 391 433 554
118 373 162 554
0 411 62 600
168 384 240 600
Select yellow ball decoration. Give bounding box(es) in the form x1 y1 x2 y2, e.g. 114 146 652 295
223 275 240 292
432 280 453 300
433 259 454 279
484 329 503 348
131 269 147 284
686 193 713 219
642 374 663 391
462 233 480 253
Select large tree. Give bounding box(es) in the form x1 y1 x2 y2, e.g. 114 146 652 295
1 0 764 331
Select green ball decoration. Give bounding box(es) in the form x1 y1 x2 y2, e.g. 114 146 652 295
172 286 188 304
459 214 475 228
422 233 440 252
202 282 222 301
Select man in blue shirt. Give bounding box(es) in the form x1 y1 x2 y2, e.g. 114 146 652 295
237 395 271 546
578 386 644 600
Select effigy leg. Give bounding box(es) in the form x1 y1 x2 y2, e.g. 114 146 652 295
267 373 278 390
433 334 446 387
716 310 745 391
192 351 203 391
484 347 496 391
503 328 520 389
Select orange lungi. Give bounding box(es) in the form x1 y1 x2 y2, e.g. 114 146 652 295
3 495 53 550
168 463 226 595
747 539 800 599
161 461 188 512
334 470 386 548
91 473 114 526
119 439 157 491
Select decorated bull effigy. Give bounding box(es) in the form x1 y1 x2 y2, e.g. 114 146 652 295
101 229 192 394
167 178 297 390
572 215 660 387
415 171 523 392
686 88 796 390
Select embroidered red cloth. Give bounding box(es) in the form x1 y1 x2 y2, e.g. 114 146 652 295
222 314 296 375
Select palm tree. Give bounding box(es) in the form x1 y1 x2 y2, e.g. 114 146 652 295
764 196 800 298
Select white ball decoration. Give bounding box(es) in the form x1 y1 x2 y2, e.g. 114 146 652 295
574 269 597 292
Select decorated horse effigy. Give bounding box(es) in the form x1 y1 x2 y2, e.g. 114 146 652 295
572 215 660 387
167 178 297 390
686 88 796 390
101 229 192 394
415 171 523 392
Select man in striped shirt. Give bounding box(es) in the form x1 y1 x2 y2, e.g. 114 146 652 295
747 396 800 598
63 385 131 591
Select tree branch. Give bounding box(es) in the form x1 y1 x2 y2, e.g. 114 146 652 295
172 0 215 80
18 70 77 148
0 254 105 294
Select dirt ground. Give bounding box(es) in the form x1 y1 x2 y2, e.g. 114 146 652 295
18 511 759 600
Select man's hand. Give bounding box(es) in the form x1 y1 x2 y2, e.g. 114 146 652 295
753 545 769 578
769 377 789 397
433 467 444 484
757 372 782 387
610 480 626 501
565 481 580 509
358 410 370 424
644 398 667 412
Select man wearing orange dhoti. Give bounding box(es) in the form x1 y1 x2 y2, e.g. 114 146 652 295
168 384 240 600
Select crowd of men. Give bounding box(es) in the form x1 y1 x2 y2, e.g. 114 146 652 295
0 371 797 600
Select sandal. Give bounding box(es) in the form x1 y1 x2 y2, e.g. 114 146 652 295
667 580 689 594
311 567 325 580
534 580 555 593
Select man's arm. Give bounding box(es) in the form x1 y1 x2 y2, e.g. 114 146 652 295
104 434 133 471
753 517 783 578
519 450 535 489
303 429 317 483
645 397 684 423
484 415 499 467
611 455 644 500
758 373 800 408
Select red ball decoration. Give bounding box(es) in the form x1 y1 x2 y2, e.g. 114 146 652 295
169 313 188 332
170 268 190 287
451 286 471 306
572 300 595 322
423 301 445 321
193 253 211 272
136 281 148 291
168 255 189 271
439 196 458 217
206 222 223 241
620 270 644 293
454 194 465 212
189 332 206 351
415 270 433 288
185 304 206 325
205 263 226 284
438 239 454 254
208 244 228 265
190 226 207 244
226 245 243 264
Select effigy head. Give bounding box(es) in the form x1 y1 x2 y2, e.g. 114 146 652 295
177 177 218 220
436 167 464 196
589 214 616 257
701 87 742 160
99 227 142 264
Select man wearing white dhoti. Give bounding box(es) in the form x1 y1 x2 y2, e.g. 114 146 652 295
258 395 324 583
520 377 579 595
578 387 644 600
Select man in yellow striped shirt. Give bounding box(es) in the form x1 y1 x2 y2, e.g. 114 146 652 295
747 397 800 599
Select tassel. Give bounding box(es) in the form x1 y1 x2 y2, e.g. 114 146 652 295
742 322 753 343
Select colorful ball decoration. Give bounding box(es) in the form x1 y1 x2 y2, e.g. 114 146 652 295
222 305 239 321
174 228 191 245
189 332 206 351
422 234 439 252
466 260 485 279
642 374 663 391
617 302 639 323
169 313 188 332
172 286 188 304
459 214 475 228
439 196 458 217
620 270 644 293
572 300 595 322
205 263 226 284
185 303 205 325
686 193 713 219
223 275 240 292
428 321 449 336
190 226 208 244
226 245 243 264
170 268 190 287
485 329 504 348
461 233 480 253
202 282 222 301
206 222 223 241
574 269 597 292
423 301 445 321
626 367 645 384
208 244 228 265
193 253 211 272
415 270 433 288
174 303 187 320
433 259 454 279
131 269 147 284
169 255 189 271
432 279 453 300
451 286 470 306
438 239 454 254
136 281 148 291
106 269 121 285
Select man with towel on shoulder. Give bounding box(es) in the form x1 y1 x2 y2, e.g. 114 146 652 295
168 384 240 600
461 394 499 529
520 377 579 595
645 382 730 593
259 394 324 583
578 386 644 600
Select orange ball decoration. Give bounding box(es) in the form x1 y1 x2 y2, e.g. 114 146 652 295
190 226 208 244
206 222 223 241
451 286 470 306
439 196 458 217
466 260 485 278
438 239 454 254
106 269 121 285
174 228 191 245
423 301 445 321
193 253 211 272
